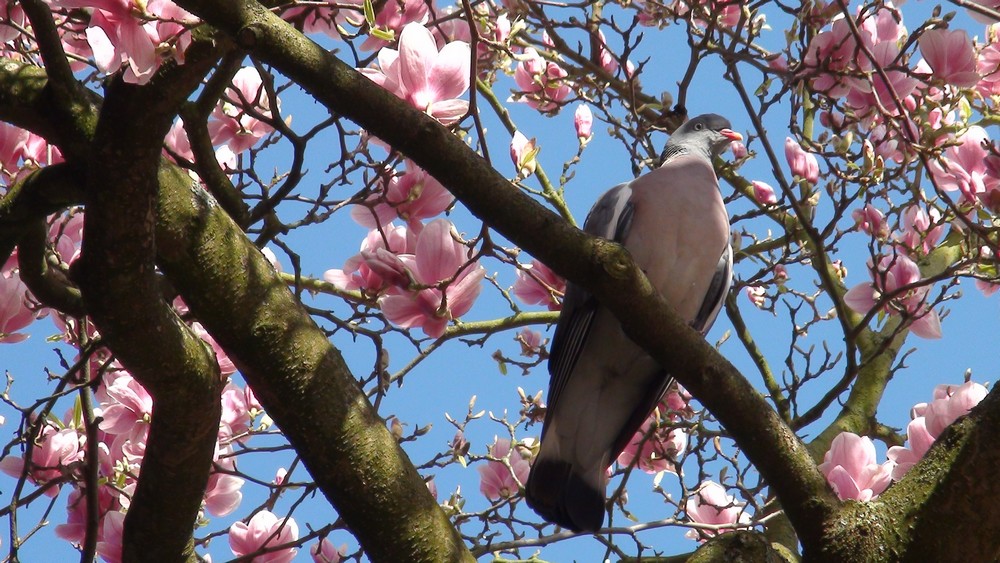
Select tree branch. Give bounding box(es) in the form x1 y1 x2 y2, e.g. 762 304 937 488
153 163 475 562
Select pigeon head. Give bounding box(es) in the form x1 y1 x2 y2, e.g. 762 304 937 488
659 113 743 164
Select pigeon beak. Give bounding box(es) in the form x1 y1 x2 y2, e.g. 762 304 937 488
720 129 743 142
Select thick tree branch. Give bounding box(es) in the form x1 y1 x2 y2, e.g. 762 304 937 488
16 216 85 316
75 41 230 561
153 164 475 562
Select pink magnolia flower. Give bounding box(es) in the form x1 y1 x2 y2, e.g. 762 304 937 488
886 416 935 480
976 38 1000 96
975 246 1000 297
730 140 748 159
360 0 429 51
745 285 766 308
977 277 1000 297
768 54 789 73
362 23 470 125
575 104 594 143
164 118 238 170
50 212 85 266
751 180 777 205
852 204 888 239
97 369 153 437
208 67 276 154
919 28 981 88
73 0 159 83
516 328 543 357
0 121 29 184
660 385 691 416
351 161 454 228
846 42 921 115
895 205 944 256
617 418 687 474
96 510 126 563
429 6 472 47
477 438 530 500
887 382 987 479
597 30 619 74
676 0 745 28
0 422 84 496
785 138 819 184
379 219 486 338
513 48 572 113
512 259 565 311
844 252 942 339
204 470 245 517
229 510 298 563
0 2 25 44
510 131 538 178
922 381 989 437
928 126 1000 203
802 18 867 98
53 0 194 85
818 432 893 501
220 381 253 442
56 486 118 544
311 538 347 563
192 322 236 376
684 481 752 541
280 1 360 40
963 0 1000 24
0 270 38 343
324 223 415 294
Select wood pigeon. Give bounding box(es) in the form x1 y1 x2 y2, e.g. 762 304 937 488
525 114 742 532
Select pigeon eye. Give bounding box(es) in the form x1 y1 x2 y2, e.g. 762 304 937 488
694 123 704 131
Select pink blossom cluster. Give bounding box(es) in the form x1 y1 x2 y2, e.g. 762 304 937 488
846 188 954 334
616 386 694 475
361 22 471 126
844 250 942 339
208 67 277 156
229 510 299 562
927 125 1000 210
684 480 752 541
164 66 278 169
673 0 746 28
512 48 572 113
478 437 531 500
817 381 988 501
1 121 64 186
800 6 916 113
0 268 40 344
325 219 486 338
350 160 455 228
512 259 566 311
632 0 747 29
818 432 893 501
278 0 363 41
887 381 988 479
48 0 198 85
429 7 513 66
798 6 1000 176
0 354 262 559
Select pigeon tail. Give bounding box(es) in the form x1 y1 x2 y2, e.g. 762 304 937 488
525 457 604 533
